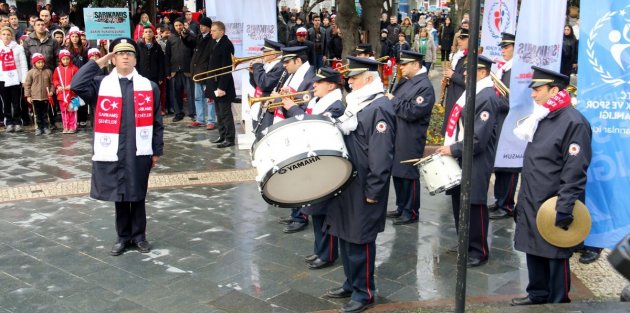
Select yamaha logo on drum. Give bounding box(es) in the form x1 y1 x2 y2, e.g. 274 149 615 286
278 156 321 174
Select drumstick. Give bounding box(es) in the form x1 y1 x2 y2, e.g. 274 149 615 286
412 155 433 166
400 158 422 164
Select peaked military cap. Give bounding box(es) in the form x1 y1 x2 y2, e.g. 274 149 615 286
499 32 516 47
109 37 138 54
313 67 342 83
281 46 308 62
529 66 570 88
345 56 382 78
399 50 424 64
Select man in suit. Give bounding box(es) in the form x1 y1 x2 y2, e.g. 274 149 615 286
205 21 236 148
385 50 436 225
436 55 502 267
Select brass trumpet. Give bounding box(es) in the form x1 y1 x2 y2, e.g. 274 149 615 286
192 51 280 82
335 55 391 73
490 72 510 97
247 91 312 109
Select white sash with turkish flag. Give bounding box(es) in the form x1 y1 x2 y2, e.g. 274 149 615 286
93 68 154 162
305 88 342 115
444 76 495 146
0 43 20 87
273 61 311 124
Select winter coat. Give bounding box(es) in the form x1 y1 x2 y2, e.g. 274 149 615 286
24 68 52 100
71 61 164 202
514 106 591 259
391 71 436 179
52 63 79 104
204 35 236 101
136 39 166 83
24 32 60 70
0 40 28 84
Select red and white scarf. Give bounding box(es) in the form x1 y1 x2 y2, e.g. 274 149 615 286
514 89 571 142
444 76 495 146
0 42 20 86
93 68 154 162
495 58 513 80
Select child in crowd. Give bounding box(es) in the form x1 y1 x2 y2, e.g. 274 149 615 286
52 49 79 134
24 53 53 135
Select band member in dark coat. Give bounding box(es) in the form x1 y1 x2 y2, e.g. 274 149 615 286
385 50 436 225
324 57 396 313
436 56 501 268
441 28 468 135
71 37 164 256
490 32 519 220
281 67 345 269
270 46 316 234
205 21 236 148
248 39 285 136
511 67 591 306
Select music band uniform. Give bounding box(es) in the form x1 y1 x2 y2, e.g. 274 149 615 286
387 50 436 224
284 67 345 268
249 39 285 136
513 67 592 305
492 32 519 219
441 29 468 135
445 56 501 267
324 57 396 311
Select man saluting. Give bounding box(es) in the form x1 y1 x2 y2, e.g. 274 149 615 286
72 37 164 256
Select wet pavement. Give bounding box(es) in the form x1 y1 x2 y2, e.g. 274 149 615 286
0 74 625 313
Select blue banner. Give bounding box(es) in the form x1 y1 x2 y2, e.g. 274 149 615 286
577 2 630 249
494 0 565 168
83 8 131 40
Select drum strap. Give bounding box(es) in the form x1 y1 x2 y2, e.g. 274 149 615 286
336 93 382 125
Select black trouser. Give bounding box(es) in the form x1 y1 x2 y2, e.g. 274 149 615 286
115 200 147 243
526 254 571 304
291 207 308 223
451 186 490 260
47 99 57 128
32 100 49 130
170 72 195 118
339 238 376 304
494 171 519 214
215 98 235 142
393 177 420 220
1 83 22 126
312 214 337 262
77 102 88 125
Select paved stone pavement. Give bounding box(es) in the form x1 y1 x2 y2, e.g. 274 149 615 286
0 69 627 313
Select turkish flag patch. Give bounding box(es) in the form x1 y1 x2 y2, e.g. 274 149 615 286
568 143 581 156
376 121 388 133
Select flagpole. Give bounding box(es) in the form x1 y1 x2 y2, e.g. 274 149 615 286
454 0 482 311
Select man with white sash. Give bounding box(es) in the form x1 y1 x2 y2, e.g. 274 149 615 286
490 32 519 220
323 56 396 313
280 66 345 270
249 39 285 138
436 55 501 268
268 45 316 234
71 37 164 256
441 28 469 135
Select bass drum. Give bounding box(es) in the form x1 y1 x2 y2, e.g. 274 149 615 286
251 115 356 208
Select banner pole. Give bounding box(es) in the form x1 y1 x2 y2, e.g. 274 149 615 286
454 0 481 311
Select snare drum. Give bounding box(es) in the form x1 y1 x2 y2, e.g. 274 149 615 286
252 115 355 207
417 153 461 195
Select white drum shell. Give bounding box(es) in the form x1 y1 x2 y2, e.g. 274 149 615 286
418 154 461 195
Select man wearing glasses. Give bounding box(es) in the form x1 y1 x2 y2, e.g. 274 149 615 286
71 37 164 257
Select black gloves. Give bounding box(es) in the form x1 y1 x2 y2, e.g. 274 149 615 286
555 211 574 230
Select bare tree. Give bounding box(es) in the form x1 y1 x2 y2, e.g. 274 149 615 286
360 0 383 57
301 0 327 20
337 0 361 58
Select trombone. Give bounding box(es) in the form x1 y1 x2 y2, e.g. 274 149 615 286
192 51 280 82
248 91 312 109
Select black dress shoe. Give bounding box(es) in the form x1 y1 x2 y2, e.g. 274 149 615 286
308 258 334 269
217 141 235 148
325 286 352 298
110 241 129 256
304 254 318 262
278 216 294 225
211 137 225 144
489 209 511 220
283 221 308 233
340 299 374 313
466 256 488 267
511 296 541 306
135 240 151 253
172 115 184 122
579 250 601 264
393 217 417 225
386 210 401 218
